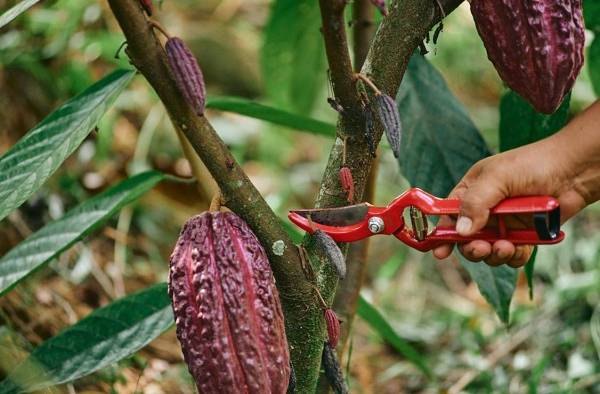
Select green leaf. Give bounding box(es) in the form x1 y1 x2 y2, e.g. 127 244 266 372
460 258 517 323
397 54 520 323
0 0 41 29
357 295 431 377
589 37 600 98
261 0 326 114
499 91 571 152
0 69 135 222
0 171 164 297
524 247 538 300
584 0 600 32
397 54 491 198
0 284 172 394
206 96 335 137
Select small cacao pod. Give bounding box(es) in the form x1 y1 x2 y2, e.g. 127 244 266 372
169 212 290 394
312 229 346 279
370 0 388 16
165 37 206 116
139 0 153 15
470 0 585 114
339 166 354 203
324 308 340 348
322 343 349 394
374 94 402 158
363 106 377 157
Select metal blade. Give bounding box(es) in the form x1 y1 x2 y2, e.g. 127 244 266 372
290 204 369 226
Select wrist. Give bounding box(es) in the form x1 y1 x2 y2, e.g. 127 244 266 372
551 101 600 204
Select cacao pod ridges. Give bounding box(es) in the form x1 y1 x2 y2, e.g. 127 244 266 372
165 37 207 116
374 94 402 158
169 212 290 394
470 0 585 114
324 308 341 348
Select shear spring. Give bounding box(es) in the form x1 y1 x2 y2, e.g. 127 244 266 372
409 206 428 241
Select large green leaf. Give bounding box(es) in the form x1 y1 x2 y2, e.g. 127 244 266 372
261 0 326 114
397 54 520 322
0 284 172 394
0 171 164 297
206 96 335 137
460 258 517 323
0 69 135 222
584 0 600 32
357 295 430 377
0 0 41 29
589 37 600 98
397 54 491 198
499 91 571 152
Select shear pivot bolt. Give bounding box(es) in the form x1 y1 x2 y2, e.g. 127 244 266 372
368 217 385 234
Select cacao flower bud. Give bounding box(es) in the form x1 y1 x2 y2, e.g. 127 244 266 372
169 212 290 394
139 0 153 15
370 0 388 16
470 0 585 114
322 343 349 394
165 37 206 116
313 229 346 279
363 106 377 157
339 166 354 203
324 308 340 348
374 94 402 158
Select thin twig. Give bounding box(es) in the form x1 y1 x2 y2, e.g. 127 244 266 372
355 73 382 95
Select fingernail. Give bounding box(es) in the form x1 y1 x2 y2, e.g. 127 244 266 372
456 217 472 235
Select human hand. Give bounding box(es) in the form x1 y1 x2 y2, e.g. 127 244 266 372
432 101 600 266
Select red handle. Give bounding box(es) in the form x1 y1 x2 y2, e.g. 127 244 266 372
391 188 560 215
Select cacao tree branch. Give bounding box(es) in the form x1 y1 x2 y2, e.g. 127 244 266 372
352 0 376 70
318 0 361 111
310 0 464 391
105 0 318 382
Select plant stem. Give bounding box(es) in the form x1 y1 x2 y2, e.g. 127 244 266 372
312 0 463 391
106 0 318 386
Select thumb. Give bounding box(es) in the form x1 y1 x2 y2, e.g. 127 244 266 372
456 178 507 236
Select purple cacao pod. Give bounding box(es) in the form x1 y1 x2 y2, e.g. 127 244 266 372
312 229 346 279
470 0 585 114
165 37 206 116
169 212 290 394
339 166 354 203
324 308 340 348
374 94 402 158
322 343 349 394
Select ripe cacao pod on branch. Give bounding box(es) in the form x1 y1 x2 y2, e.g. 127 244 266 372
470 0 585 114
169 212 290 394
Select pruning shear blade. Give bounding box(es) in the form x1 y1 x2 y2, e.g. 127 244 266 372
290 204 370 226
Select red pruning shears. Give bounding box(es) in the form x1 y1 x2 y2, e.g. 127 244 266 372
288 188 564 252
